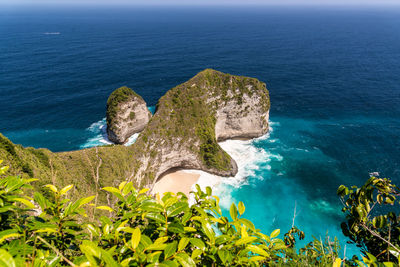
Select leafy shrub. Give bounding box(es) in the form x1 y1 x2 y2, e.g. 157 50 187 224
6 159 400 266
338 177 400 265
0 160 291 266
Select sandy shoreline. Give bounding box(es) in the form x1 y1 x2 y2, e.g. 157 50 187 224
152 170 200 196
150 137 260 198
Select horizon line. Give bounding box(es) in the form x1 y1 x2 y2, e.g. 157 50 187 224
1 2 400 7
0 0 400 7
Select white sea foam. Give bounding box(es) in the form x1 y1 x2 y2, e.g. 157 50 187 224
80 106 156 149
125 133 139 146
80 118 139 149
81 117 282 209
43 32 60 35
80 118 111 149
187 123 283 209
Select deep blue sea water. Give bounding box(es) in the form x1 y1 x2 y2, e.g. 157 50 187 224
1 5 400 256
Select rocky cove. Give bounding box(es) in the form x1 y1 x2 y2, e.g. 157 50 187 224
109 69 270 188
0 69 270 203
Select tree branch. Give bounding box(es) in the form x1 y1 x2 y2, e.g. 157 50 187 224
36 236 75 266
360 223 400 255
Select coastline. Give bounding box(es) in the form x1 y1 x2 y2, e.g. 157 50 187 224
81 117 273 203
150 131 272 201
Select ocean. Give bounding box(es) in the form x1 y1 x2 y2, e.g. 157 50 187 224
1 5 400 256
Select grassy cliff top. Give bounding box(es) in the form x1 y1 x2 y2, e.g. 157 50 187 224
0 132 136 204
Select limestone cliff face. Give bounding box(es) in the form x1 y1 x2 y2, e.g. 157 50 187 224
128 69 270 187
106 86 152 144
214 83 270 141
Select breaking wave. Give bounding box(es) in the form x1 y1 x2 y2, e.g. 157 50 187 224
80 106 155 149
80 118 138 149
187 122 283 209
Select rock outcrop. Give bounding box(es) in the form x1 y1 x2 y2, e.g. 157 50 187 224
214 82 270 141
128 69 270 187
0 69 270 202
106 86 152 144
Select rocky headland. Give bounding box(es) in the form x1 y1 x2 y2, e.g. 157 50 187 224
124 69 270 188
0 69 270 202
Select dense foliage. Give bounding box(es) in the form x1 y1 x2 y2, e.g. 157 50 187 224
2 156 400 266
338 176 400 264
0 160 349 266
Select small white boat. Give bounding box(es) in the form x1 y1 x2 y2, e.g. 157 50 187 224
369 172 380 177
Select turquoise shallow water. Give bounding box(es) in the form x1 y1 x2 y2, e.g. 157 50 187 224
1 6 400 256
72 114 366 254
214 118 356 253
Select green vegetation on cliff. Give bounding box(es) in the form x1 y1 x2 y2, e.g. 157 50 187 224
131 69 270 185
0 69 269 203
0 69 398 265
0 163 345 266
0 133 50 179
106 86 140 132
0 133 137 205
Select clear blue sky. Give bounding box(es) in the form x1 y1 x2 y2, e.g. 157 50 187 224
1 0 399 5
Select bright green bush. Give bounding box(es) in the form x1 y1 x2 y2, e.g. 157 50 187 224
0 160 293 266
6 158 400 266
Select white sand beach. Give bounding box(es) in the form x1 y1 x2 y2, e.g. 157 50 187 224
152 170 200 196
